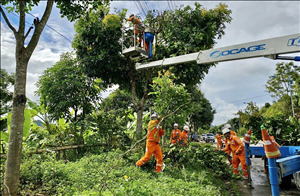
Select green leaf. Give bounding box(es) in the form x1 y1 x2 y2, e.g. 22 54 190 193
7 111 12 133
0 132 9 143
23 108 32 140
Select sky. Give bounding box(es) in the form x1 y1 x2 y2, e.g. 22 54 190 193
1 1 300 126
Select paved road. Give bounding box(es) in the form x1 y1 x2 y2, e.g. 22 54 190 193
209 140 300 195
242 157 300 196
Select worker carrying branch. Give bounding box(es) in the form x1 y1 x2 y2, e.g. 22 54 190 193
136 113 165 173
222 127 248 179
126 13 143 47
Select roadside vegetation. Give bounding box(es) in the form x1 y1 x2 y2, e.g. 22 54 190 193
1 1 299 195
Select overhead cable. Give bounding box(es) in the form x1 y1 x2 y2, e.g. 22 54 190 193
28 12 72 43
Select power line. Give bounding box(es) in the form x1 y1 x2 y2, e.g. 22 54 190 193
142 0 149 12
28 12 72 43
171 1 176 10
228 94 270 104
167 1 172 10
2 7 72 44
137 1 147 19
134 1 144 20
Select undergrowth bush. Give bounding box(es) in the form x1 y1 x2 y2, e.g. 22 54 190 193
14 145 241 195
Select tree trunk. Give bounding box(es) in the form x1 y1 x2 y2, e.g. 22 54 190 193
2 1 54 195
3 60 27 196
136 103 144 133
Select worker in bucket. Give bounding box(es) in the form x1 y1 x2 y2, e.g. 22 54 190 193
126 13 143 47
179 125 189 147
216 131 223 150
136 113 165 173
170 123 181 145
222 127 248 179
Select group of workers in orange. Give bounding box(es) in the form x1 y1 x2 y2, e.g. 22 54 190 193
135 113 248 178
136 114 190 173
218 124 248 179
170 123 189 146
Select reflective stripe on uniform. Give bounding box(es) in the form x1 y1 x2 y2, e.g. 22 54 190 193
233 167 238 170
156 164 163 166
140 160 145 164
245 134 251 137
243 140 250 144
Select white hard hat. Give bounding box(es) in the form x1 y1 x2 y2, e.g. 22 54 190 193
174 123 178 127
129 13 134 17
222 128 231 135
151 113 158 119
223 123 231 129
183 125 189 131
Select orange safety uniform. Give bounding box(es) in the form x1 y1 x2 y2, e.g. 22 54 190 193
224 130 237 155
223 135 248 178
216 133 223 150
179 130 189 146
136 119 165 172
127 16 142 45
170 129 181 144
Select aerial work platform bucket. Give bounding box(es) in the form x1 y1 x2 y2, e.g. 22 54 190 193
121 24 154 61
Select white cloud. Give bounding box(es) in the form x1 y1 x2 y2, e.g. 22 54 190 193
1 1 299 127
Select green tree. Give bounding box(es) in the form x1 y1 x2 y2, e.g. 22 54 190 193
101 89 133 113
36 52 103 144
0 1 108 194
149 70 199 146
237 101 260 126
189 88 216 131
265 62 300 117
73 3 232 135
0 69 15 131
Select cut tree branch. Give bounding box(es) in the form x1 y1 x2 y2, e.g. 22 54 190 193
24 26 33 40
0 6 17 35
99 98 194 195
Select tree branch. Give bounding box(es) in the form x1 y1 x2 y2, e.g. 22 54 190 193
19 1 26 37
24 26 33 40
26 0 54 54
98 98 194 195
0 6 17 34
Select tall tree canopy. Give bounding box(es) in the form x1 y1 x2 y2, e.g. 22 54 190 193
36 52 103 122
265 62 300 117
73 3 232 133
0 1 108 195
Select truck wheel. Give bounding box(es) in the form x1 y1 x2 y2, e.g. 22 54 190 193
280 175 292 189
293 171 300 190
264 157 292 188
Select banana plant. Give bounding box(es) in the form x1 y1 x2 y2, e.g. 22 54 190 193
0 108 32 143
126 111 150 140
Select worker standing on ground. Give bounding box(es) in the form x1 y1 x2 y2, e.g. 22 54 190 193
170 123 181 145
223 124 237 163
126 13 143 47
222 128 248 179
136 113 165 173
216 132 223 150
179 125 189 147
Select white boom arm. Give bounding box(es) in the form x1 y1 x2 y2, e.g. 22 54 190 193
136 34 300 70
